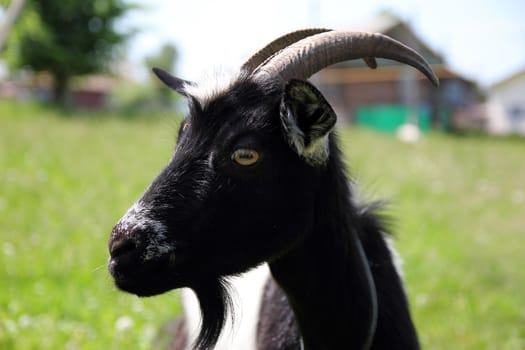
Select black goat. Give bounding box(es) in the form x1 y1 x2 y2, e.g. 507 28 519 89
108 29 438 350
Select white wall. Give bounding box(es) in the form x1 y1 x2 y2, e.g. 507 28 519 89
488 73 525 135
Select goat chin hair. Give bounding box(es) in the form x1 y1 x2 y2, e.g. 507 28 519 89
191 277 234 350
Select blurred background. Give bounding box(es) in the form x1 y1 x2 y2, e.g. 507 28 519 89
1 0 524 349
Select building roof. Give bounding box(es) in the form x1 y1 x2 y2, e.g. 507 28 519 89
351 11 407 34
491 67 525 90
333 12 444 68
315 12 480 88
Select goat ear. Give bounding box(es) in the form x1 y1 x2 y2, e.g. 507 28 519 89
152 67 195 97
280 79 337 166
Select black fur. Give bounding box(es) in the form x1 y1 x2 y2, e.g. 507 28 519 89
192 278 234 349
108 72 420 349
257 195 419 349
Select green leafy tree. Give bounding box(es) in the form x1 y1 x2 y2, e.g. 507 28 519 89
4 0 135 105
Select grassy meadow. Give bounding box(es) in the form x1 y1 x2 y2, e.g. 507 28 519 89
1 101 524 349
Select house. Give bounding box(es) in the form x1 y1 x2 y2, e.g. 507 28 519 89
313 12 482 133
71 75 117 109
0 71 116 109
486 68 525 136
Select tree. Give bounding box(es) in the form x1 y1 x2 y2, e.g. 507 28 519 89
0 0 25 52
5 0 135 105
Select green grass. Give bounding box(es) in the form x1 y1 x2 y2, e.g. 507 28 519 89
339 130 525 349
0 102 182 349
1 101 524 349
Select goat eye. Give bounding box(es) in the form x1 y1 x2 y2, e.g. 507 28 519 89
182 122 190 131
231 149 259 166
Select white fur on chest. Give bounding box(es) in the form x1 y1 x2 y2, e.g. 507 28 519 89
181 264 271 350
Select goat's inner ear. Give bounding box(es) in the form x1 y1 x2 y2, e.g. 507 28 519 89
280 79 337 166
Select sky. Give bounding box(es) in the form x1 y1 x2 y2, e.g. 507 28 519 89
0 0 523 87
122 0 525 88
124 0 525 87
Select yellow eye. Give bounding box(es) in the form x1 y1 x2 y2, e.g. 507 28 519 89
232 149 260 166
182 122 190 131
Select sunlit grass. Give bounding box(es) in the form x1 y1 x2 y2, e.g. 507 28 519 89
1 102 182 349
1 101 524 349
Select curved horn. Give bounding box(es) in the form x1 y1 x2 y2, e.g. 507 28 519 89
253 31 439 86
241 28 333 72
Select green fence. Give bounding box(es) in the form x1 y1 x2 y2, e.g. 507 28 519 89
355 105 431 133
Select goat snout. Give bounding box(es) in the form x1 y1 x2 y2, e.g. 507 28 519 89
108 219 143 258
109 203 174 268
108 227 143 280
108 213 179 295
109 235 137 259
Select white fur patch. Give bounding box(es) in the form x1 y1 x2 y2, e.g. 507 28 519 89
302 135 331 166
116 202 173 261
143 231 173 261
281 108 307 155
183 69 242 108
350 185 405 280
181 264 271 350
382 234 404 279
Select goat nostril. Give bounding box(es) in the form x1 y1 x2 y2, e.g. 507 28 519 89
109 238 136 258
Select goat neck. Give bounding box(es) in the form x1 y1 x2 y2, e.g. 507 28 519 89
267 138 419 350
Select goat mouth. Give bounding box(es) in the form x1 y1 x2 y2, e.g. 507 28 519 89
108 253 185 296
